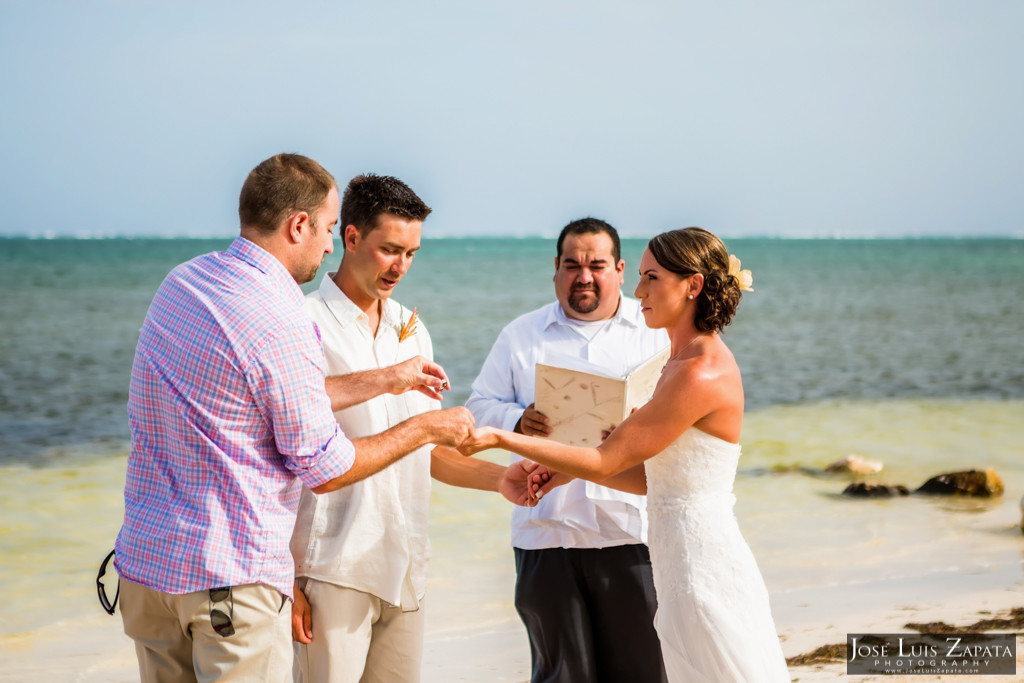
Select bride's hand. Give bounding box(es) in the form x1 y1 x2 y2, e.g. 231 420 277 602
498 460 543 507
456 426 501 457
529 465 573 501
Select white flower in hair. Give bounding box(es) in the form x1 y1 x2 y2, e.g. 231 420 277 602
727 255 754 292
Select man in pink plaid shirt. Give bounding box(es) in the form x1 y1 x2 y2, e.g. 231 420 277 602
114 154 474 682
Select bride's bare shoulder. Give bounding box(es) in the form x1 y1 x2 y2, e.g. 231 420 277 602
656 348 740 399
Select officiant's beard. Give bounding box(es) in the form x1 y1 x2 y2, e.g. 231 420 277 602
568 286 600 314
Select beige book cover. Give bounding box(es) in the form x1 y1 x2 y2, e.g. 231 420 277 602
534 347 671 447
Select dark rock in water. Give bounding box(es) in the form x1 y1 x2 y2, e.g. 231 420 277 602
915 468 1004 497
842 482 911 498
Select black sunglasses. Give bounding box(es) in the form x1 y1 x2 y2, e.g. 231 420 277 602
210 586 235 637
96 549 119 615
95 548 235 639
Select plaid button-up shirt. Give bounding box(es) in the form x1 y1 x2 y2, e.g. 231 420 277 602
115 237 354 598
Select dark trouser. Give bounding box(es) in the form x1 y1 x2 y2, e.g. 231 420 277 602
514 545 667 683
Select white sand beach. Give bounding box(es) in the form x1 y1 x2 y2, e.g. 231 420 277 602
3 401 1023 681
2 555 1022 682
4 510 1023 682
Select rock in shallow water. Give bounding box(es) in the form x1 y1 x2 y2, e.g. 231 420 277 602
915 468 1004 497
825 454 884 475
842 481 911 498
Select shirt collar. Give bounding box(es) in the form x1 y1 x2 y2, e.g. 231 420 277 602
317 272 405 332
227 236 304 308
544 293 638 330
317 272 365 325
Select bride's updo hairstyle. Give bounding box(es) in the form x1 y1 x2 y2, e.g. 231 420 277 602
647 227 742 333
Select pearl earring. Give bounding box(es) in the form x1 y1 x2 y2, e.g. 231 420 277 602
688 295 694 300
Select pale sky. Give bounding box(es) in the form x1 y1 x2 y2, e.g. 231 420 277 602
1 1 1022 238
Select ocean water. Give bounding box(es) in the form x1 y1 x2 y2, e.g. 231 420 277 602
2 236 1021 464
1 236 1023 645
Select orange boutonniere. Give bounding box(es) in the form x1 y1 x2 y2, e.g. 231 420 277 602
399 307 419 342
727 255 754 292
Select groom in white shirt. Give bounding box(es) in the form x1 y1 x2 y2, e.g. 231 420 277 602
466 218 670 682
290 173 536 683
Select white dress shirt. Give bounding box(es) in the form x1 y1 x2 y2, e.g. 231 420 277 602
290 273 437 610
466 296 669 550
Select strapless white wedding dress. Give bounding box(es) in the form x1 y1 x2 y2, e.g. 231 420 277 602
644 428 790 682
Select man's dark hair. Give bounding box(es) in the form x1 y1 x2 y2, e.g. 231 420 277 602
340 174 432 236
238 153 336 233
555 217 621 263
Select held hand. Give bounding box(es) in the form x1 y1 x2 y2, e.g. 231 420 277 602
528 465 573 501
499 460 543 507
456 426 501 457
389 356 450 401
515 403 552 437
429 407 475 447
291 583 313 644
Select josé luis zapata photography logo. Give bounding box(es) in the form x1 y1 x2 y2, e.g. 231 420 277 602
847 633 1016 676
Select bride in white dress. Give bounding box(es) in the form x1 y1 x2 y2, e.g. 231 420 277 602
460 227 790 682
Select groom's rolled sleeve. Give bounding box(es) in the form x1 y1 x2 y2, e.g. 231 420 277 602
248 321 355 488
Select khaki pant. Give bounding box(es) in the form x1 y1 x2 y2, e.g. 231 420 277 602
120 578 291 683
293 578 425 683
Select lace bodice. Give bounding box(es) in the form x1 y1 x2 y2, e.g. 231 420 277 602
644 427 741 504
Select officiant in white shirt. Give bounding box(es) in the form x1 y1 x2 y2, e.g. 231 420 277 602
466 218 670 683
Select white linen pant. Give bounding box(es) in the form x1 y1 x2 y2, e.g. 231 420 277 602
120 578 291 683
293 578 425 683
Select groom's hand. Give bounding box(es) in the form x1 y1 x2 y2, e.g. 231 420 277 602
291 583 313 643
388 356 450 401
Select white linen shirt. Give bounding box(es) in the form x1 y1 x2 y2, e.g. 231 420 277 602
290 273 438 610
466 296 669 550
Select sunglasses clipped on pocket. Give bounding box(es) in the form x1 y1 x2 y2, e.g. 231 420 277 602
96 548 235 637
209 586 235 637
96 549 119 615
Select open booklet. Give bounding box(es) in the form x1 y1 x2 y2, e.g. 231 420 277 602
534 346 671 447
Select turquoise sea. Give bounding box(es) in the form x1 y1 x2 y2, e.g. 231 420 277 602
2 236 1021 464
1 236 1023 676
